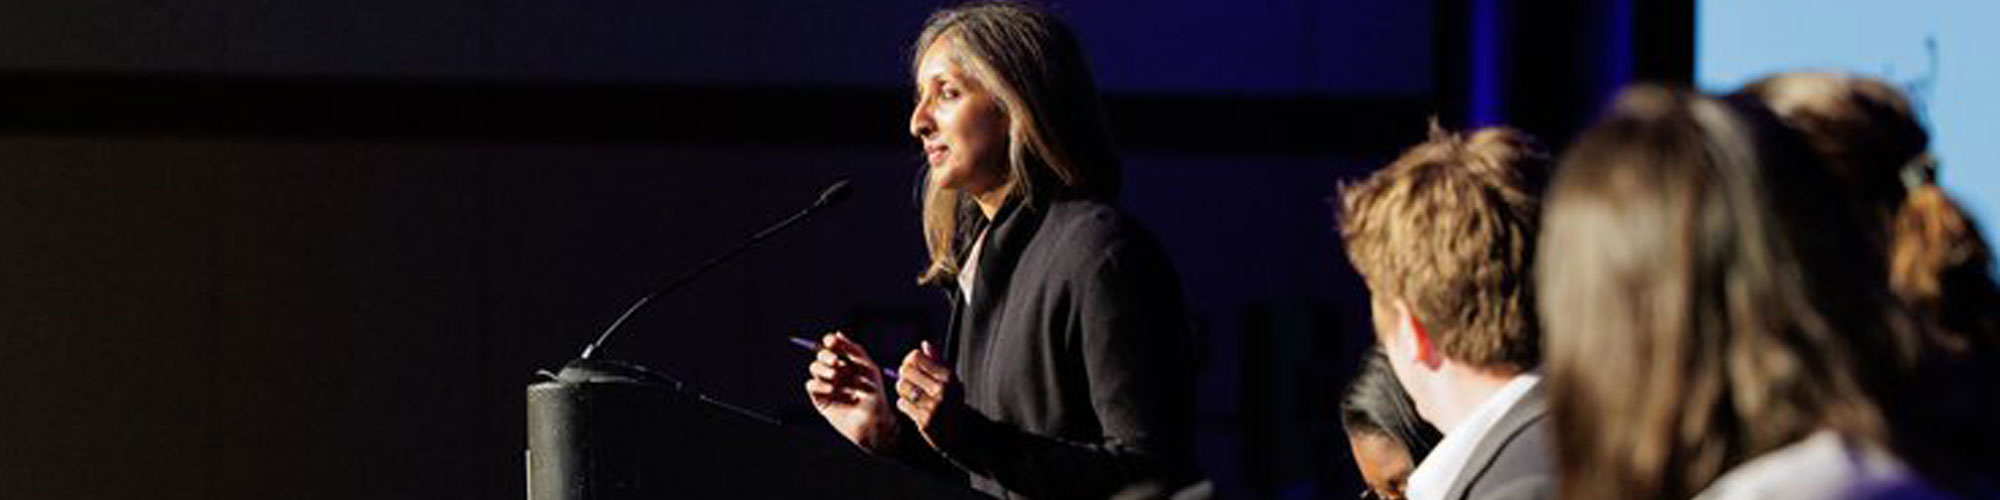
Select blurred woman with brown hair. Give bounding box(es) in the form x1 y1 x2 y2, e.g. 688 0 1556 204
1534 85 1947 499
1739 72 2000 495
1739 72 2000 356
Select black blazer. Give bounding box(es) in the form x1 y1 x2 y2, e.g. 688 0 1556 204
1440 383 1555 500
891 195 1201 499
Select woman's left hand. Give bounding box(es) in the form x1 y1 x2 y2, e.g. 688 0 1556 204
896 341 963 450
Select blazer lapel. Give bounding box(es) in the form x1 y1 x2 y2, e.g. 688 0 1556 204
944 196 1042 368
1441 384 1549 500
963 197 1041 331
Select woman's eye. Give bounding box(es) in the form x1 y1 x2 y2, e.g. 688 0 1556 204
941 87 962 100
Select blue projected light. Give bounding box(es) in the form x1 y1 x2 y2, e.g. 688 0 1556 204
1698 0 2000 240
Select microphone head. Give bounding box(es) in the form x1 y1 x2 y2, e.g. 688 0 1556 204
815 178 854 208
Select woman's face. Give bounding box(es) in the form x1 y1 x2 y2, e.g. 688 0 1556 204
1349 432 1416 500
910 36 1010 196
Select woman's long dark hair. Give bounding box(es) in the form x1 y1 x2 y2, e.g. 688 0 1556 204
1537 86 1911 499
1738 72 2000 358
1341 348 1442 462
1740 72 2000 494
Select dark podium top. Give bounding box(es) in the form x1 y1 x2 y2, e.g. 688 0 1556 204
526 359 986 500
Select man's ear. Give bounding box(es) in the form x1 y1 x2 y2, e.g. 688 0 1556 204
1396 300 1441 369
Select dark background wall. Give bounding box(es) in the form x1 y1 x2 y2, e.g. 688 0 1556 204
0 1 1678 498
0 0 1431 94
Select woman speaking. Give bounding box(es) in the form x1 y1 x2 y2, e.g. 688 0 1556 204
802 2 1201 497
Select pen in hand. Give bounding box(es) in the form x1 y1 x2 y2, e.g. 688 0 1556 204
791 336 900 381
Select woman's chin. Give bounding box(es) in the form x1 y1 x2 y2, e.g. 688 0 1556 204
932 165 1005 197
933 170 971 191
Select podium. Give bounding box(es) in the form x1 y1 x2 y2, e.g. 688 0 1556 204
526 359 985 500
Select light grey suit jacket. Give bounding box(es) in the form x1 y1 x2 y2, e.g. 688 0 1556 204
1439 384 1555 500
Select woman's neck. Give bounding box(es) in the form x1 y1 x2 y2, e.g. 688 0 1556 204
972 184 1013 220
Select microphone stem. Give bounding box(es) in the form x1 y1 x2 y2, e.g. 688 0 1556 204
579 204 821 359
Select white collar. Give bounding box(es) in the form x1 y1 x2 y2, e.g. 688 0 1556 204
1405 373 1542 500
957 230 987 305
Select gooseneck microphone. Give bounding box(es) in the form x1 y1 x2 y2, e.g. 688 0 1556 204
577 178 853 360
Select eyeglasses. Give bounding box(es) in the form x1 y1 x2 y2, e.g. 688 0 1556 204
1357 488 1405 500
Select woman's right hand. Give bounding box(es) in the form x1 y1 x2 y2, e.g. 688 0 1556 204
804 332 898 453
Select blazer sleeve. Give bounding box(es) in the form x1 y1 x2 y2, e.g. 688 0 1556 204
934 236 1201 498
884 412 971 483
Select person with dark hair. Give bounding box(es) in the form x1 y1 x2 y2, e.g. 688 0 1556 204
1337 125 1555 500
1535 85 1950 499
1738 72 2000 357
801 2 1201 498
1344 348 1445 500
1738 72 2000 495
